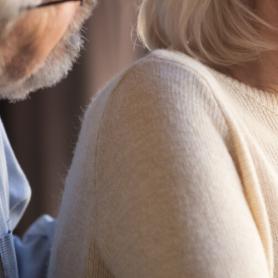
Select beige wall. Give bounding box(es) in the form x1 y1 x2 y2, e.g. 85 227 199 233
86 0 144 98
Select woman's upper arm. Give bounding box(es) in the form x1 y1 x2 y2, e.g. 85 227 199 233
93 62 269 278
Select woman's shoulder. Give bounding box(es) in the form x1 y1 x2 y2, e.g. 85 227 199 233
80 49 230 146
137 48 218 82
121 48 225 94
86 49 228 133
89 49 226 115
117 48 221 95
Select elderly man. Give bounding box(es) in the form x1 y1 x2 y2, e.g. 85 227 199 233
0 0 95 277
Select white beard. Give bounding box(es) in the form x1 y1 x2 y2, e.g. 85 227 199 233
0 0 96 102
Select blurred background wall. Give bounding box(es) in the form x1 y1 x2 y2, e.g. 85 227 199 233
0 0 145 234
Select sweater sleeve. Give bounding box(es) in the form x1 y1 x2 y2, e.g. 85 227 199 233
93 61 270 278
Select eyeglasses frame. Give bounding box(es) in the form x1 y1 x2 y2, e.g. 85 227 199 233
23 0 83 12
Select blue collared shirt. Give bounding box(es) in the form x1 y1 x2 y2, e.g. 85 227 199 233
0 118 55 278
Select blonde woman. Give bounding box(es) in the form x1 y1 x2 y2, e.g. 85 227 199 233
49 0 278 277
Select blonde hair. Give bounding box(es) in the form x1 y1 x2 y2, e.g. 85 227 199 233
137 0 278 68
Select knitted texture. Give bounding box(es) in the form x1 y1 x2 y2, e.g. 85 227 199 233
48 49 278 278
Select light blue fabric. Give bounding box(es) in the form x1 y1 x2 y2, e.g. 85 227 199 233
0 118 56 278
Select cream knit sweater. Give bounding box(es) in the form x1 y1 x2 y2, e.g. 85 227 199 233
48 49 278 278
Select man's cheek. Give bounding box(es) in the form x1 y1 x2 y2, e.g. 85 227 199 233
4 44 40 81
0 23 43 82
0 29 44 82
0 3 79 83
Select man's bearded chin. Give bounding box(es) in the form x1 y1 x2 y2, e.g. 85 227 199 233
0 0 96 102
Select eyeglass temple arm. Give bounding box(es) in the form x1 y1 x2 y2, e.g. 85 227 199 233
37 0 83 8
24 0 83 11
